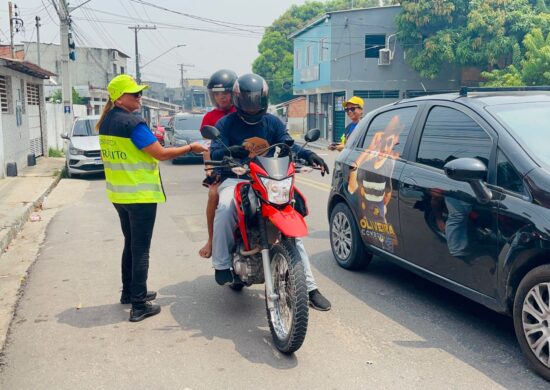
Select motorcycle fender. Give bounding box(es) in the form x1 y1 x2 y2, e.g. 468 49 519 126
262 203 308 237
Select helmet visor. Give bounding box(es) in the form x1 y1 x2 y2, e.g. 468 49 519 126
237 91 264 114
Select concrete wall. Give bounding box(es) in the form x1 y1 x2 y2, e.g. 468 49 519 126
23 43 129 95
328 7 460 102
46 103 87 151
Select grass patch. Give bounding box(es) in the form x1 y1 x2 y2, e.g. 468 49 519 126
48 148 64 158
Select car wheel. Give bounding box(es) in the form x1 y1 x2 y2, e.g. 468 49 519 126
329 202 372 270
513 264 550 381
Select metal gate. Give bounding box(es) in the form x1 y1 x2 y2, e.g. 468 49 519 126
27 83 43 157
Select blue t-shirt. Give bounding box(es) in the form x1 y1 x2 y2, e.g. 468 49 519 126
130 123 157 149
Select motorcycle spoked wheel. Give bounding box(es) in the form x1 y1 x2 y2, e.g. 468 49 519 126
265 239 309 354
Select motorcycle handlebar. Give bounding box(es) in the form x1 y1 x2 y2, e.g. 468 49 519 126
204 160 223 166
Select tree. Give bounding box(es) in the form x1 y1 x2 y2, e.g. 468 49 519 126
482 28 550 85
396 0 550 79
252 0 379 104
49 88 86 105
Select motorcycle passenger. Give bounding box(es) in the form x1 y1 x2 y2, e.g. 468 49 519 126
199 69 238 259
209 73 332 311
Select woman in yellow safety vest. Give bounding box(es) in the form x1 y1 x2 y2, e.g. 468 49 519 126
328 96 364 152
97 74 207 322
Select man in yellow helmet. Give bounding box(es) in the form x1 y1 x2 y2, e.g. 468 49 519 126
328 96 364 151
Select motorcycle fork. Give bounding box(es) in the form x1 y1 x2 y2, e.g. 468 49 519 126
257 212 278 309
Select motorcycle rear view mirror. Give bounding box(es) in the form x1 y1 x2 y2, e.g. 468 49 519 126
304 128 320 143
200 125 220 140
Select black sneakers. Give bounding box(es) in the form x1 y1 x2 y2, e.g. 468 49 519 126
129 302 161 322
309 289 331 311
120 290 157 305
215 269 234 285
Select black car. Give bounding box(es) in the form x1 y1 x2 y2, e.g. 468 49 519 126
165 113 205 164
328 87 550 380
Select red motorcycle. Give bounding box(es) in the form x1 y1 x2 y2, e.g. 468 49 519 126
201 125 321 354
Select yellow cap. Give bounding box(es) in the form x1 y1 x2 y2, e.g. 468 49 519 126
107 74 148 102
342 96 364 109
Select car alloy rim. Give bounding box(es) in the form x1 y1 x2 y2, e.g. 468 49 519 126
331 211 352 260
522 282 550 368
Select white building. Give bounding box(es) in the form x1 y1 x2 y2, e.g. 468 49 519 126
0 57 54 178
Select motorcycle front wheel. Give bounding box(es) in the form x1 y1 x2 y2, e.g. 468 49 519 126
266 239 309 354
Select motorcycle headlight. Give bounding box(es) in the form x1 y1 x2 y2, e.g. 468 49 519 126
260 177 293 205
69 145 85 155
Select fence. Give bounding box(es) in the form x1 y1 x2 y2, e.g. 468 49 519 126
46 103 87 151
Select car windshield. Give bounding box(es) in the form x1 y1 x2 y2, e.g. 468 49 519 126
487 102 550 168
72 119 99 136
174 116 202 131
159 117 171 126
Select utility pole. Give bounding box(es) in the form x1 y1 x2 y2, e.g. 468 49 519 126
177 63 193 111
8 2 14 58
35 16 41 66
128 25 156 84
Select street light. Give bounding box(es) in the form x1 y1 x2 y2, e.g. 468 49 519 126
141 44 186 69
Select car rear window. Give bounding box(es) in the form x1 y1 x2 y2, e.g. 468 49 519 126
72 119 99 136
487 102 550 169
174 116 203 131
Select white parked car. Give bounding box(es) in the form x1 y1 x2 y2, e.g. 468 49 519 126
61 115 103 178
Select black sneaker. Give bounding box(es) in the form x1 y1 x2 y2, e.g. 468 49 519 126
120 290 157 305
129 302 161 322
309 289 331 311
215 269 234 286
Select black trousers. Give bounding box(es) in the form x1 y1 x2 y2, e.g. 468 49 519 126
113 203 157 308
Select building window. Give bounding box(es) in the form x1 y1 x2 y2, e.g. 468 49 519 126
354 90 400 99
306 45 313 66
113 64 117 75
295 49 302 69
27 83 40 105
0 75 12 113
364 34 386 59
319 38 329 62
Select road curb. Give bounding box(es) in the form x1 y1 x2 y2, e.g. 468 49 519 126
0 174 62 256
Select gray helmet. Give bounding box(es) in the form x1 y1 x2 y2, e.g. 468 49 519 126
207 69 237 108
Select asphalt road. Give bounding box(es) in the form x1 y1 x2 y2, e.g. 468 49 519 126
0 152 548 389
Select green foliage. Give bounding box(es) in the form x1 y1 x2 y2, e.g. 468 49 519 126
48 147 64 158
253 0 378 104
49 88 86 105
482 28 550 85
397 0 550 79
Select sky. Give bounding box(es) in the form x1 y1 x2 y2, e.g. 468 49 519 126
12 0 308 87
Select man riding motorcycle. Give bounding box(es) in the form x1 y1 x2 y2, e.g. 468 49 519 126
209 73 331 311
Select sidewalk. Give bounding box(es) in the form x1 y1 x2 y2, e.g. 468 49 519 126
0 157 65 256
292 134 331 151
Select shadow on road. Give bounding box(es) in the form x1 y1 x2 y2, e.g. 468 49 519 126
56 304 128 328
157 275 299 369
311 250 548 388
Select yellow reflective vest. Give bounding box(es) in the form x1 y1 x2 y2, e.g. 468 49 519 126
99 108 165 204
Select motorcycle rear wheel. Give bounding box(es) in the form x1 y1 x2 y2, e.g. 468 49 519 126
265 239 309 354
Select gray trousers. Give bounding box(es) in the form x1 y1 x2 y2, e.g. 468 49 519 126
212 178 318 292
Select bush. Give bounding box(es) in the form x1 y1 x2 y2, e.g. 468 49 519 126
48 148 64 157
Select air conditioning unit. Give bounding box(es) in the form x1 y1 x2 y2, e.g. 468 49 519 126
378 48 391 66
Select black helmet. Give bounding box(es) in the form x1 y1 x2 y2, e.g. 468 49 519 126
207 69 237 108
233 73 269 124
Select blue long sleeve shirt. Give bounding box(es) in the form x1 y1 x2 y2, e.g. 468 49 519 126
210 113 313 180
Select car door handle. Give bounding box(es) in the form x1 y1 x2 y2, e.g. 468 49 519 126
400 177 417 188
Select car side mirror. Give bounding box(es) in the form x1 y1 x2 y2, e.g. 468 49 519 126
61 133 69 140
444 157 492 204
305 128 320 143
